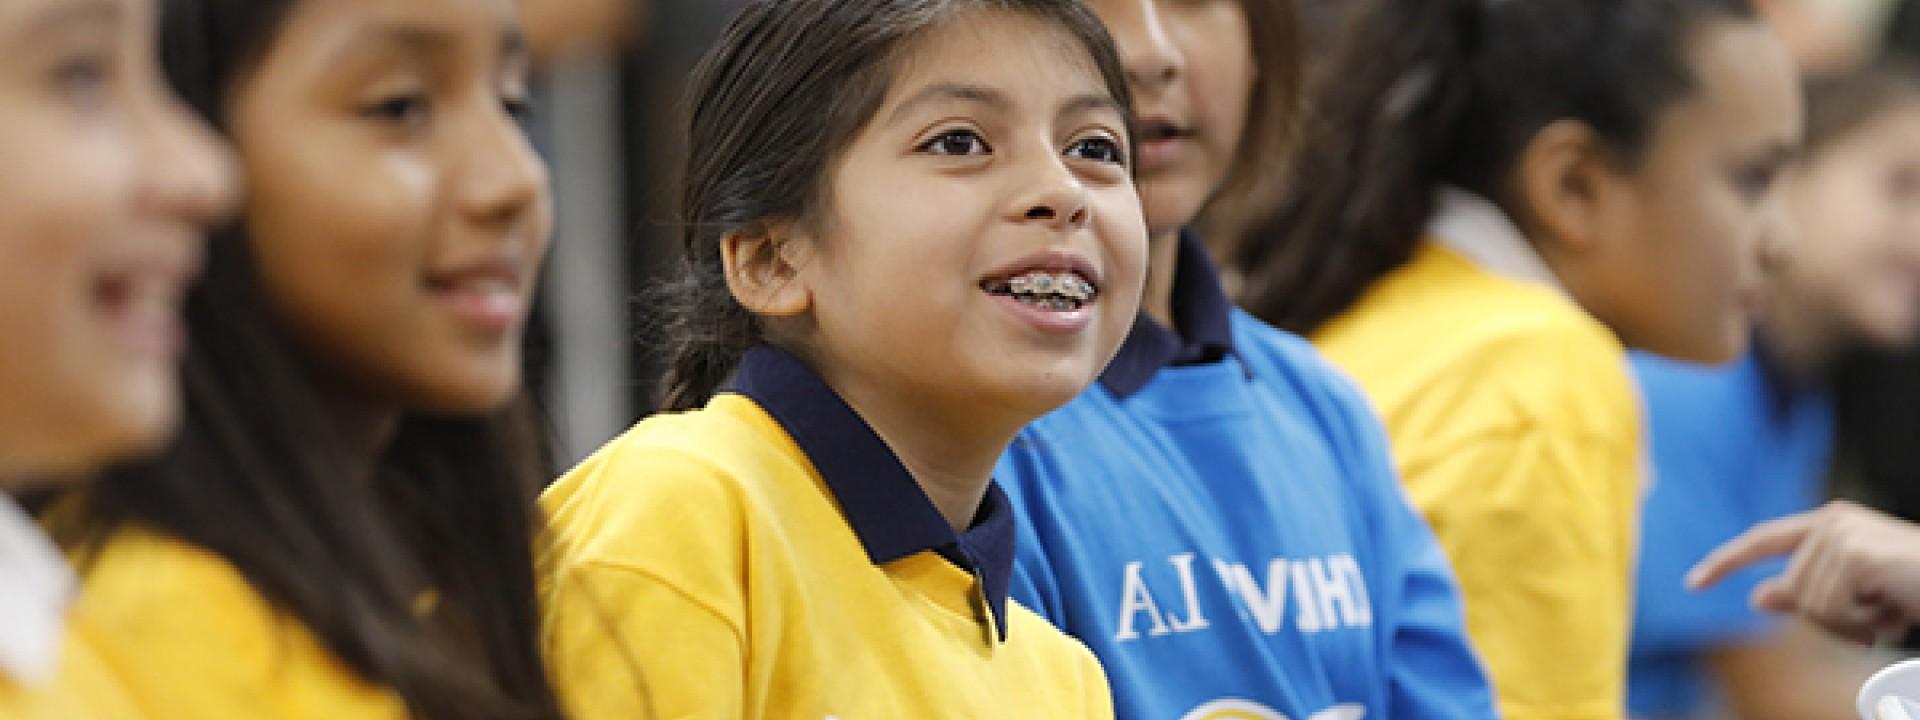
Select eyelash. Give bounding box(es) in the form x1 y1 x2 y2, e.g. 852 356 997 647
1066 135 1126 166
360 92 430 126
1734 162 1781 202
915 128 1128 166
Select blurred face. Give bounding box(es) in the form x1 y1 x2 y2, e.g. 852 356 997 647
230 0 551 414
1085 0 1254 238
0 0 233 479
1781 101 1920 350
1590 19 1802 364
790 10 1148 424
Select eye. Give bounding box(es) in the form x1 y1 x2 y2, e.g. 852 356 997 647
1734 160 1782 203
360 91 431 128
52 53 114 108
502 94 533 123
918 128 991 157
1888 165 1920 202
1065 135 1126 166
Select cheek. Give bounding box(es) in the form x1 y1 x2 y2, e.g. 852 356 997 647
0 126 166 465
1182 8 1257 153
241 139 438 359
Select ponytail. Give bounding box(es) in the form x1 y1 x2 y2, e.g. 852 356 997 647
1237 0 1757 334
1236 0 1480 333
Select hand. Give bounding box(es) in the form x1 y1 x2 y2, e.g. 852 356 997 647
1688 501 1920 643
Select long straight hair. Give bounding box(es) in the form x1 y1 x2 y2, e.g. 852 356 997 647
56 1 565 718
1236 0 1757 334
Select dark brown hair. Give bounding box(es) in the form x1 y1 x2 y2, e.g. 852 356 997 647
656 0 1135 411
55 1 565 718
1235 0 1757 334
1803 62 1920 160
1198 0 1305 239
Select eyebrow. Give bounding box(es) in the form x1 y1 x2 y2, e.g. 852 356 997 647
328 21 525 59
1751 140 1801 167
885 82 1125 126
14 0 121 44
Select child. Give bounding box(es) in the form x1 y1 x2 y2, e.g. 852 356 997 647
1632 64 1920 720
0 0 233 716
1238 0 1803 717
538 0 1147 716
994 1 1498 718
47 0 564 717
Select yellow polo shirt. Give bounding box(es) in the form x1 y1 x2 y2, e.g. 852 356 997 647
1315 236 1641 720
0 497 141 720
62 526 408 719
540 346 1114 719
0 633 142 720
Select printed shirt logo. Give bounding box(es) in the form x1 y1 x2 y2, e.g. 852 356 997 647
1179 699 1366 720
1115 552 1373 641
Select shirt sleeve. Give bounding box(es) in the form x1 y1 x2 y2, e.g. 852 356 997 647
543 561 745 720
1413 424 1639 720
539 444 753 720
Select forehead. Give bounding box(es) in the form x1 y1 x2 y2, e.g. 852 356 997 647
269 0 520 54
879 8 1111 115
1660 18 1802 150
0 0 133 43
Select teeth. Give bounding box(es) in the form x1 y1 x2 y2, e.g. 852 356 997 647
1005 271 1094 302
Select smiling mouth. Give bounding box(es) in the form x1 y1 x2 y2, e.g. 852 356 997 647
981 269 1098 311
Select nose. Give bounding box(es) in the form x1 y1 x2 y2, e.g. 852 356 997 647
1102 0 1182 94
455 96 548 232
1008 157 1092 232
136 87 238 231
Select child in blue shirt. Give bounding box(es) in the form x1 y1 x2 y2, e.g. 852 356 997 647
996 1 1496 718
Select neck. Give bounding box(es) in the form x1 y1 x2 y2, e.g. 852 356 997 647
814 360 1019 533
1759 290 1840 379
1143 228 1183 330
316 379 401 482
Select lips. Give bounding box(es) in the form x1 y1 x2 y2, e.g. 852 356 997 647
424 255 529 332
1135 114 1193 171
93 238 200 359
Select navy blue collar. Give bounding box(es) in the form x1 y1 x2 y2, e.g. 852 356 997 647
731 346 1016 641
1098 230 1238 398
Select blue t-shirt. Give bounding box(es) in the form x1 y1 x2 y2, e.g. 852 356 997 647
997 234 1497 720
1628 350 1833 717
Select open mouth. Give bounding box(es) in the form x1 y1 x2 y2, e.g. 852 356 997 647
1138 117 1192 143
981 269 1099 312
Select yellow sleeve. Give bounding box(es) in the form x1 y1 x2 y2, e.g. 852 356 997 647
544 561 745 720
73 531 407 720
540 439 755 720
1411 424 1637 720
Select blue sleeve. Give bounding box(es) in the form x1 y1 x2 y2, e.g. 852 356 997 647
1628 353 1829 656
1330 373 1500 719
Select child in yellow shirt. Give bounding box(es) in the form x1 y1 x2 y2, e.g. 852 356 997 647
0 0 233 717
539 1 1148 717
1237 0 1805 717
43 0 565 718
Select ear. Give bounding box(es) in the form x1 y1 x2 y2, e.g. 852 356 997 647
1513 119 1619 255
721 222 813 318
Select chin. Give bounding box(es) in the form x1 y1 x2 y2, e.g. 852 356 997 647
989 362 1097 417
